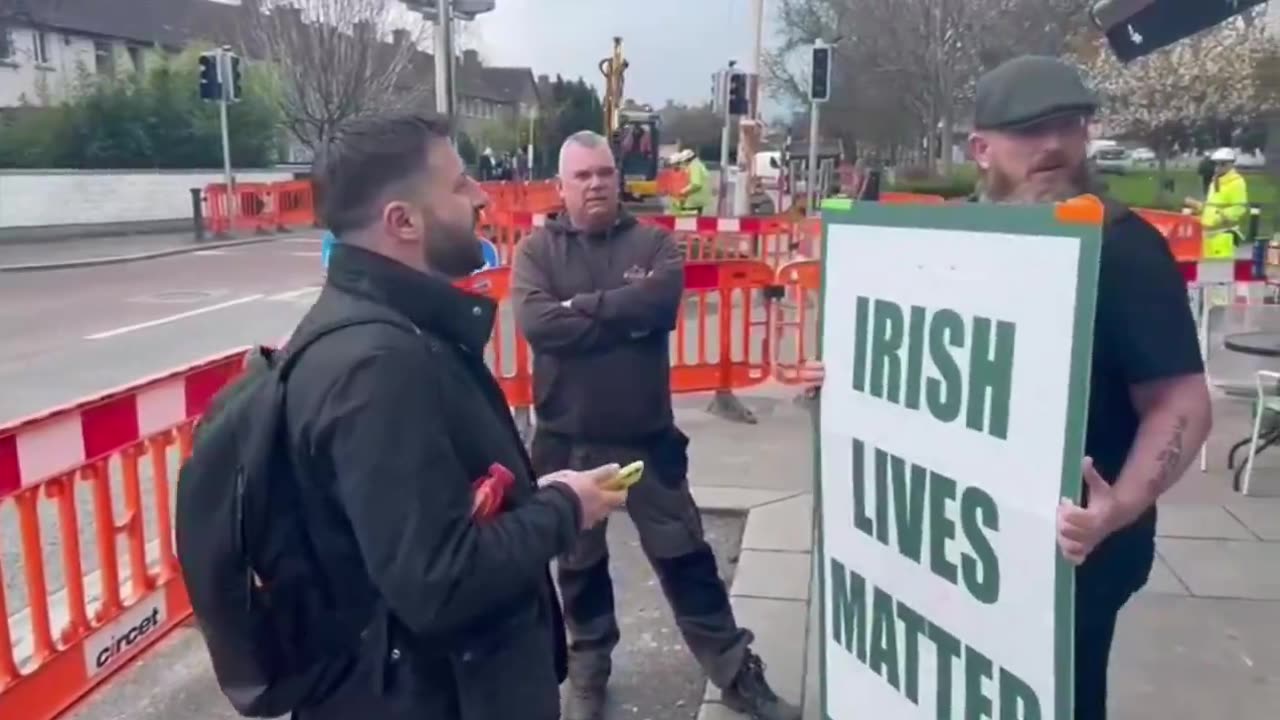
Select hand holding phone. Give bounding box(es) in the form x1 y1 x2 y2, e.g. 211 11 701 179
603 460 645 491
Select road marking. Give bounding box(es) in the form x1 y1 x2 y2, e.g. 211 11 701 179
266 286 321 302
84 294 264 340
192 250 228 256
292 251 322 257
283 237 321 244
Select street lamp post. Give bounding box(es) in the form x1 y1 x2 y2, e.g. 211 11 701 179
403 0 497 125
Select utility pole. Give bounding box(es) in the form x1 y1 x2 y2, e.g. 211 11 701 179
527 107 537 178
199 47 239 195
718 62 735 216
434 0 455 121
807 40 831 214
719 64 749 216
740 0 765 181
217 47 235 196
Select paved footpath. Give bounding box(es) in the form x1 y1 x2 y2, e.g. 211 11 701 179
52 384 1280 719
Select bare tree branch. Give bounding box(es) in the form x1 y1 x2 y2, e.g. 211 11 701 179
240 0 433 150
768 0 1093 168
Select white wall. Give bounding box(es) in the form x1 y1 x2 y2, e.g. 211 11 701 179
0 169 296 228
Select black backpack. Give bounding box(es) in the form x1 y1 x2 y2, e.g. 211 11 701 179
175 316 416 717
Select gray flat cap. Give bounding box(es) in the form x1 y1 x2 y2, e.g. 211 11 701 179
974 55 1098 130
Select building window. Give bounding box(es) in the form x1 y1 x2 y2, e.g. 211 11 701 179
127 46 144 74
0 27 13 61
33 31 50 64
94 40 114 76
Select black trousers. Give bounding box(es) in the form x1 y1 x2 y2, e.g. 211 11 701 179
530 428 752 690
1074 552 1152 720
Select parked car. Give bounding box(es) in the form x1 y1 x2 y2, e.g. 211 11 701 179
1130 147 1156 164
1093 147 1132 174
1236 150 1266 170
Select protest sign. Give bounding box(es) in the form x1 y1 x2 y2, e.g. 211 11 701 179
816 198 1104 720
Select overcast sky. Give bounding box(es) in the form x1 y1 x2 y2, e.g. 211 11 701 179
466 0 785 109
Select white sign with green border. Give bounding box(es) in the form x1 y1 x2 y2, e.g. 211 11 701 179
816 201 1103 720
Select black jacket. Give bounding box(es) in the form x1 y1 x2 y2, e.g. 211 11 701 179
284 243 580 720
511 210 685 442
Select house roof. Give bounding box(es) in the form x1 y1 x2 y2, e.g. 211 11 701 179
479 66 540 105
5 0 517 104
5 0 209 48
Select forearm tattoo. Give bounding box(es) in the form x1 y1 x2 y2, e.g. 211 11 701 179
1152 415 1190 489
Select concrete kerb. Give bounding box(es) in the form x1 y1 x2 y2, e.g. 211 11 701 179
689 485 816 719
0 235 302 273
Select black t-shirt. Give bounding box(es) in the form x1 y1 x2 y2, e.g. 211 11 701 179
1082 202 1204 587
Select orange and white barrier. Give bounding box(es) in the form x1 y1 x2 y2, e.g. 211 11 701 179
0 351 247 720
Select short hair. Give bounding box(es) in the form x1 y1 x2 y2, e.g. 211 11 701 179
558 130 611 176
312 112 453 236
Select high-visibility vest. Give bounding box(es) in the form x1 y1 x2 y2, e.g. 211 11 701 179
682 159 713 211
1201 169 1249 259
820 196 853 211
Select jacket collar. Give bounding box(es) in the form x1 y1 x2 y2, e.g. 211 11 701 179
544 207 639 237
1218 169 1244 187
325 242 496 355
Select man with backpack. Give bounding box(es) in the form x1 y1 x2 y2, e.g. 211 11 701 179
176 112 628 720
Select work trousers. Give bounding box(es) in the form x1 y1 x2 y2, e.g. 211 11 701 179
530 427 752 690
1073 552 1153 720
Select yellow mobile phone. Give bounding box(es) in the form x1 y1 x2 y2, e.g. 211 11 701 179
605 461 645 491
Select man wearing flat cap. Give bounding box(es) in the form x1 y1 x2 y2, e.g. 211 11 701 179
970 56 1213 719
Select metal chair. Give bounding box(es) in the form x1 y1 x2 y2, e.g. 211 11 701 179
1242 370 1280 495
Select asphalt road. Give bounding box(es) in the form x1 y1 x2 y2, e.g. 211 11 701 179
0 237 326 424
2 238 325 654
64 513 744 720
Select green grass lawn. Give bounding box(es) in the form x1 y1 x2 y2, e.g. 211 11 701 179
1102 169 1276 239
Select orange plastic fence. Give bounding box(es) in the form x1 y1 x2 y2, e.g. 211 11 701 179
204 179 563 237
1134 208 1201 262
482 212 824 271
0 351 248 720
772 259 822 385
879 191 947 205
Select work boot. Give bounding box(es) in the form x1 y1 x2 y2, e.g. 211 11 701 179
562 682 607 720
720 650 802 720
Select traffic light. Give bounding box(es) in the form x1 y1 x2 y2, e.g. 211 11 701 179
727 71 748 116
198 52 221 101
810 45 831 102
228 54 243 102
1096 0 1269 62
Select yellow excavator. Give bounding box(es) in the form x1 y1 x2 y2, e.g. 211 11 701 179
600 37 661 201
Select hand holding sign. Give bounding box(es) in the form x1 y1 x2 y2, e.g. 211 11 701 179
1056 457 1119 565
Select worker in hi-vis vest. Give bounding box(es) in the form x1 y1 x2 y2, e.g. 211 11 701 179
669 149 712 215
1185 147 1250 259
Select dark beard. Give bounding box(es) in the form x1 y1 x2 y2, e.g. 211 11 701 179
982 161 1092 204
424 223 484 279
